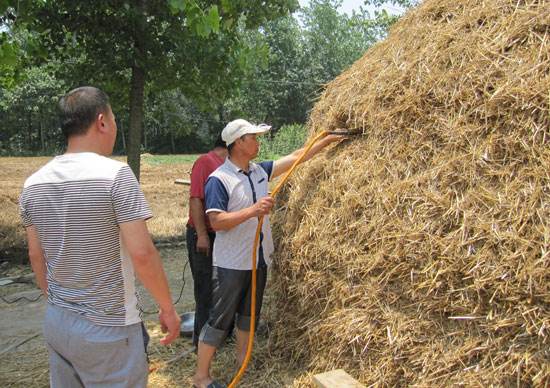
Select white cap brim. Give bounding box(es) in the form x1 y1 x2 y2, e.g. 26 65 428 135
222 119 272 145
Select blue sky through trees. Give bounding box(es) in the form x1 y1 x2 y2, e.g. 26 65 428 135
297 0 406 16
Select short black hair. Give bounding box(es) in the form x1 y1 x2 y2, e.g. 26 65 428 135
59 86 110 139
214 135 226 149
227 142 235 155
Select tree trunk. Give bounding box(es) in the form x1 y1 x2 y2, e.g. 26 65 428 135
143 124 148 151
39 107 45 152
27 110 32 151
218 103 226 123
170 129 175 154
127 65 145 181
119 120 126 151
127 0 146 181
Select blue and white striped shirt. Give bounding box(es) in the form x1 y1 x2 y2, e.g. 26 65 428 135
19 152 152 326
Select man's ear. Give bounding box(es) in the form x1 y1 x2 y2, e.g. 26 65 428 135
96 113 107 132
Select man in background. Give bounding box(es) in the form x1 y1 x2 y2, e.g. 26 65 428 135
19 86 180 388
186 136 227 348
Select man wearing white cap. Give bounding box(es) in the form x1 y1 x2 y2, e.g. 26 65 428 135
192 119 344 388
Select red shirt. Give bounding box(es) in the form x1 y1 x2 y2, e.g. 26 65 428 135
187 150 225 231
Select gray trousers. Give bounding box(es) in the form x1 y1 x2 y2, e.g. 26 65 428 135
44 303 148 388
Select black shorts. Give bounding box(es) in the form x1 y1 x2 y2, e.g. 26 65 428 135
199 263 268 348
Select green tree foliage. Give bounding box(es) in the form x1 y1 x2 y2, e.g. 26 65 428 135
0 3 47 88
227 16 308 126
366 0 418 8
0 4 21 85
0 65 66 154
143 89 220 154
301 0 376 83
1 0 297 179
0 0 417 159
227 0 392 131
257 123 307 160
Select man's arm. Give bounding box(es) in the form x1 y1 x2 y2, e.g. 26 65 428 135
188 154 214 254
25 226 48 296
120 219 180 345
208 197 274 231
271 133 345 179
189 198 210 254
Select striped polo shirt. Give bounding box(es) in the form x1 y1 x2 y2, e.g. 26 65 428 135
205 158 274 270
19 152 152 326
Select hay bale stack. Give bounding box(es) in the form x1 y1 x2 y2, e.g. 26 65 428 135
269 0 549 385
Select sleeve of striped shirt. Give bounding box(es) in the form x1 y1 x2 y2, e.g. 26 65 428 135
111 166 153 224
18 190 33 227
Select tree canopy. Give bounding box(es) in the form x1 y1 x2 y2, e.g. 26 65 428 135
0 0 417 171
1 0 297 179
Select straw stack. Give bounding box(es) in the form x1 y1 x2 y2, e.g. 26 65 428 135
268 0 549 385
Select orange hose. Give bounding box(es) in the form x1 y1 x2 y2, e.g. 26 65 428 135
228 130 329 388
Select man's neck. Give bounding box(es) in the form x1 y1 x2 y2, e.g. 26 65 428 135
65 135 105 155
228 152 251 172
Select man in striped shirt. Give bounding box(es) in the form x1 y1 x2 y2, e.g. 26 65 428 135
19 86 180 388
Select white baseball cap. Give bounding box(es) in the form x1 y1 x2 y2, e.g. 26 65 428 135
222 119 271 145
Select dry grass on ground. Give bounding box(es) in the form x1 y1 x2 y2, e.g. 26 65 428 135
0 157 52 262
0 154 193 264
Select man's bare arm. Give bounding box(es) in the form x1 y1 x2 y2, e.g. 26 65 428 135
189 197 210 254
25 226 48 296
271 133 345 179
190 198 208 237
208 197 274 231
120 219 180 345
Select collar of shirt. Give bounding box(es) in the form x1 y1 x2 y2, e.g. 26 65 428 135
225 157 260 175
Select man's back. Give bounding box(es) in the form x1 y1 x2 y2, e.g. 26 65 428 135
20 152 152 326
187 150 225 229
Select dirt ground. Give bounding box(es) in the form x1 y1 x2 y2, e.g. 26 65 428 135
0 155 303 387
0 245 191 387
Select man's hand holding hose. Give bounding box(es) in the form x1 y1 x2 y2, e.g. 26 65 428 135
253 197 275 217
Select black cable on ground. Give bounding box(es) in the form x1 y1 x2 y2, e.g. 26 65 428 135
171 259 188 306
0 279 43 304
0 293 42 304
142 259 188 315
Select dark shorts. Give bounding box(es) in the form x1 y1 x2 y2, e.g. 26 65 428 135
199 263 267 348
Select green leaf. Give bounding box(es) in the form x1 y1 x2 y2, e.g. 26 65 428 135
220 0 231 13
194 17 210 37
168 0 186 13
0 0 9 14
206 5 220 34
223 17 234 30
0 41 18 67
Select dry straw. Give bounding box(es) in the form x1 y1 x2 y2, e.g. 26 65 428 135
268 0 549 386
